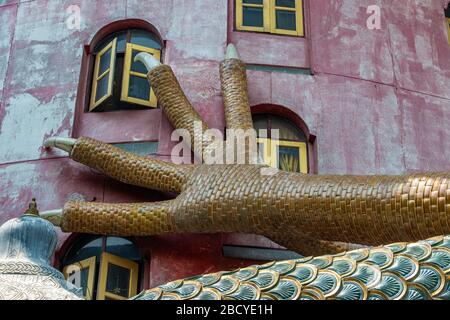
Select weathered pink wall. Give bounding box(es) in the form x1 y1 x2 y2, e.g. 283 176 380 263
0 0 449 287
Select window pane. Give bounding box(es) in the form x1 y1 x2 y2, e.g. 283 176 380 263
105 263 130 298
95 75 109 101
116 33 127 53
276 10 297 30
131 30 162 49
106 237 141 261
79 268 90 297
131 49 151 74
66 267 90 297
270 116 305 141
243 7 264 27
278 145 300 173
128 75 150 101
98 48 111 76
95 32 126 53
64 238 102 265
243 0 263 4
68 268 89 296
276 0 296 8
253 115 269 138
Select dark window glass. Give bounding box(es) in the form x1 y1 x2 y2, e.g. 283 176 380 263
243 7 264 27
95 32 126 54
243 0 263 4
64 237 103 265
276 10 296 30
276 0 296 8
270 116 305 141
129 76 151 100
105 263 131 297
116 33 127 53
98 48 112 75
95 75 109 101
65 266 89 296
106 237 141 260
278 146 300 172
131 49 150 74
131 30 162 49
253 114 306 141
79 268 90 296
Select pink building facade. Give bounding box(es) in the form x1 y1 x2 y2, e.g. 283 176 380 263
0 0 450 295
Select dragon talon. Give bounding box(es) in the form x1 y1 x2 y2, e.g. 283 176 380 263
39 209 63 227
135 52 161 72
44 137 76 154
226 43 240 60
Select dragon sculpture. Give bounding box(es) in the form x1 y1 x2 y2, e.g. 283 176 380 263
2 44 447 300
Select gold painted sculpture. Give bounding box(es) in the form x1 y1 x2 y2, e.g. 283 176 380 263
40 45 450 299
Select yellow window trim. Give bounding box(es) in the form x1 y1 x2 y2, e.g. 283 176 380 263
63 256 96 300
270 0 304 36
89 38 117 112
258 138 308 173
121 43 160 108
236 0 270 33
257 138 272 166
272 140 308 174
446 18 450 45
97 252 139 300
236 0 304 36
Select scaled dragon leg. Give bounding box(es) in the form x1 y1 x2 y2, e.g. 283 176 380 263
60 201 177 236
46 136 193 194
220 44 254 132
137 54 213 160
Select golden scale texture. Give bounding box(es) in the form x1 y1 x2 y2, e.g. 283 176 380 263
220 59 254 131
133 235 450 300
71 137 194 194
63 149 450 252
147 65 211 159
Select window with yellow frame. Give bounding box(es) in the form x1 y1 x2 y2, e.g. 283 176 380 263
63 256 96 300
61 236 142 300
236 0 304 36
89 29 162 112
97 252 139 300
254 114 309 174
446 4 450 45
258 138 308 173
446 17 450 45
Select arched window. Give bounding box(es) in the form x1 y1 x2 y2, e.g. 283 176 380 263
253 114 309 173
89 28 162 112
61 236 142 300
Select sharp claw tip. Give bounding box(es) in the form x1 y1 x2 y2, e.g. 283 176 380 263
40 209 63 227
226 43 240 60
135 52 161 72
43 137 76 153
